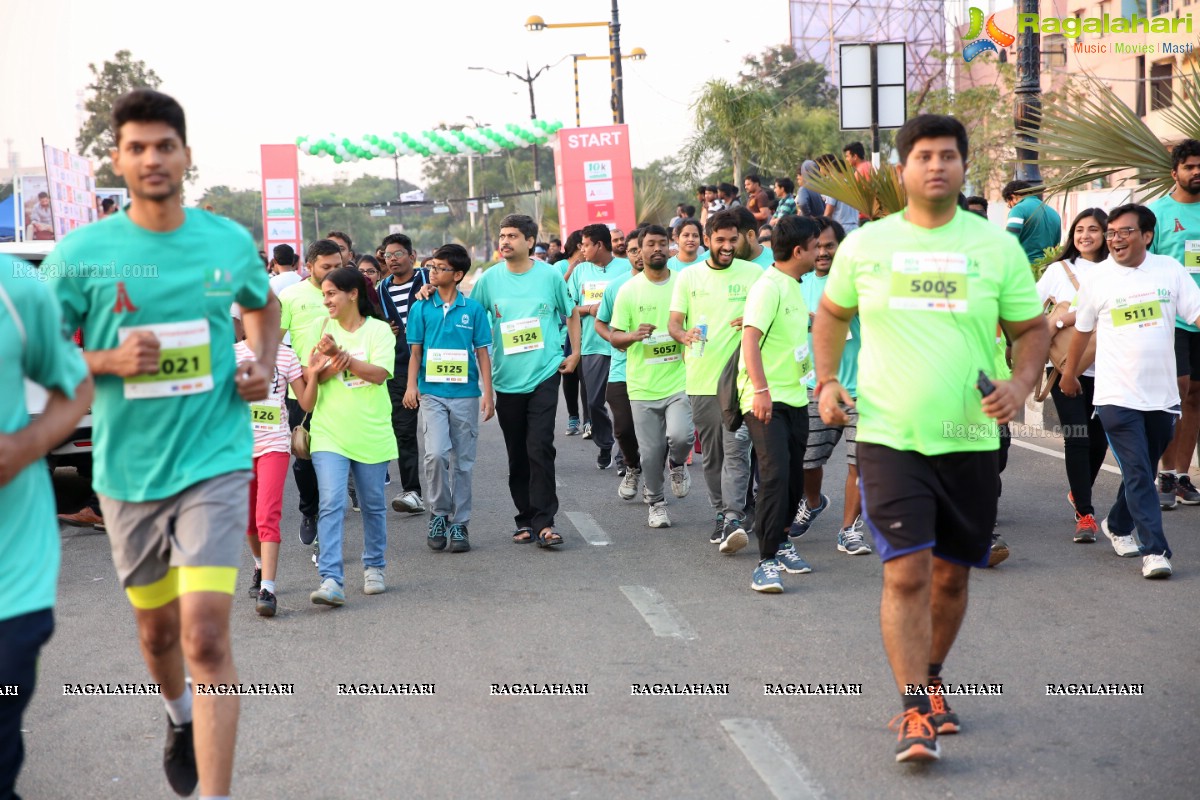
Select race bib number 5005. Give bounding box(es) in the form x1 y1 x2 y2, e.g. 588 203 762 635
889 252 969 313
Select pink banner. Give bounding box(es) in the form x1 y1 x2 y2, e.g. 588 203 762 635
260 145 303 256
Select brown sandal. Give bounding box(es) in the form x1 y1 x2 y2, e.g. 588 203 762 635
536 528 563 548
512 527 533 544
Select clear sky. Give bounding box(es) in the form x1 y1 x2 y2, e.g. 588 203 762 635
1 0 791 196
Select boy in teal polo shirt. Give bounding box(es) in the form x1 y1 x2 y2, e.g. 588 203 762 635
0 256 93 800
404 244 494 553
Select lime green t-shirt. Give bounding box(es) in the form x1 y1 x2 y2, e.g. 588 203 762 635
669 257 763 396
823 209 1043 454
310 317 398 464
45 208 270 502
597 270 637 383
1 258 89 621
279 277 328 358
1148 194 1200 332
613 270 687 401
569 258 632 356
737 267 811 412
470 260 574 394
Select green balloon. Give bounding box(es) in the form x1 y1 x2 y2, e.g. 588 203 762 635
333 155 343 163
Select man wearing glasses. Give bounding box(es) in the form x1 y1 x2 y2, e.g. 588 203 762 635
1062 204 1200 579
378 233 429 514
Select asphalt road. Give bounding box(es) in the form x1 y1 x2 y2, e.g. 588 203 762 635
20 398 1200 800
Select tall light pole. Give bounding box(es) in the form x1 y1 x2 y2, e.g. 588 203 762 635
572 49 646 127
527 1 628 124
1013 0 1042 184
468 59 565 192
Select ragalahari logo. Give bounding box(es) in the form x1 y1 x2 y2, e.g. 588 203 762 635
962 7 1015 62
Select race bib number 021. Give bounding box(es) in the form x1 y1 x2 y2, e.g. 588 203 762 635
120 319 214 400
889 253 969 312
500 317 544 354
426 348 469 383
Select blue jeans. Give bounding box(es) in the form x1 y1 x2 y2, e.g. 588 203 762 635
0 609 54 800
1097 405 1177 558
312 453 389 586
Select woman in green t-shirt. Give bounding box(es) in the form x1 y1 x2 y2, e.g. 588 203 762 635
298 267 399 606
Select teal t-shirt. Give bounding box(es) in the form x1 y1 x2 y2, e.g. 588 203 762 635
470 260 573 394
824 209 1043 455
667 253 704 271
748 246 775 270
0 257 89 621
1005 195 1062 264
406 291 493 397
1148 194 1200 332
568 258 632 356
45 208 270 502
800 271 860 396
597 270 637 383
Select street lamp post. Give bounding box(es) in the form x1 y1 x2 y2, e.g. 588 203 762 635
527 1 628 124
1013 0 1042 184
468 60 564 193
571 49 646 127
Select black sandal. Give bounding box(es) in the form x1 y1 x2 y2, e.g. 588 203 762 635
536 528 563 548
512 527 533 544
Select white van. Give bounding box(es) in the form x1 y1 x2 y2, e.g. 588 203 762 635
1 242 94 471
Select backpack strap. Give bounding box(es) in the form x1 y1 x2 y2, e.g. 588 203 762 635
0 282 27 349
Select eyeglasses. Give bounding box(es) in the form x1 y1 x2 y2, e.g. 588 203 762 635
359 269 379 277
383 251 409 260
1104 227 1140 241
428 265 456 274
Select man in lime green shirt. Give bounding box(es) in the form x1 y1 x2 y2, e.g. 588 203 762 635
737 215 821 592
0 256 93 799
813 114 1048 763
45 90 280 798
669 210 762 550
278 239 344 546
611 225 694 529
1148 138 1200 507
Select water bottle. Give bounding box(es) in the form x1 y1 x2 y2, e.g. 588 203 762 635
694 314 708 358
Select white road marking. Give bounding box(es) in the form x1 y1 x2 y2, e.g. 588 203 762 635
721 718 824 800
618 585 698 641
1012 439 1120 474
564 511 610 546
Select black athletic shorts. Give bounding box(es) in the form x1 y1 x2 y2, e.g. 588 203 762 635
1174 328 1200 381
857 442 999 568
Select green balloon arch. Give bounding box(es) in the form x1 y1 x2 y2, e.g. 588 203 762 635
295 121 564 164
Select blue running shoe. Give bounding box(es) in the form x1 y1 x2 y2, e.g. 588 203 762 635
775 542 813 574
790 494 829 538
752 559 784 593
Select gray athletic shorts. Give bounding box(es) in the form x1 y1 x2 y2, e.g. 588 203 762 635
804 387 858 469
98 471 251 609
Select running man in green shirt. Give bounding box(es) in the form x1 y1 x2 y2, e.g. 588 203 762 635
813 114 1048 764
45 90 280 797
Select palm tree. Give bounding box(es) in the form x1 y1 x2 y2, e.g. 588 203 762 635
683 79 785 187
1018 68 1200 198
804 158 908 219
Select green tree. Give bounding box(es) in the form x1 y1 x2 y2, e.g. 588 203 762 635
740 45 836 108
683 79 786 187
75 51 175 187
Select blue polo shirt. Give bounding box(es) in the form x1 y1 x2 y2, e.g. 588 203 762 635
406 290 492 398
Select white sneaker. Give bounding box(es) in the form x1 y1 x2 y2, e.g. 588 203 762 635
1142 554 1173 579
1101 518 1141 558
619 467 641 500
391 491 424 514
648 502 671 528
363 567 386 595
669 464 691 498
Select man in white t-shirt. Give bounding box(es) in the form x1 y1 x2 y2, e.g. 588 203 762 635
269 243 303 296
1062 204 1200 579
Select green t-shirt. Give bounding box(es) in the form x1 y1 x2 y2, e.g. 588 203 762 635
669 257 763 395
568 258 632 356
310 317 398 463
738 267 811 412
1148 194 1200 332
0 258 89 621
1005 195 1062 264
554 259 571 279
800 271 860 396
824 209 1043 455
46 208 270 501
470 260 574 394
279 277 328 359
613 270 687 401
597 270 637 383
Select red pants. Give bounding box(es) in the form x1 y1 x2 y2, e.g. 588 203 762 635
247 450 289 544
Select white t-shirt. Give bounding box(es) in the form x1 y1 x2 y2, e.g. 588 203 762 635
1037 258 1100 377
270 271 303 297
1074 254 1200 412
235 341 303 458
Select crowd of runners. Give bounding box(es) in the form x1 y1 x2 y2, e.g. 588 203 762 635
4 88 1200 799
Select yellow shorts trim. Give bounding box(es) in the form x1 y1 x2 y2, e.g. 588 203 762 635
125 566 238 609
